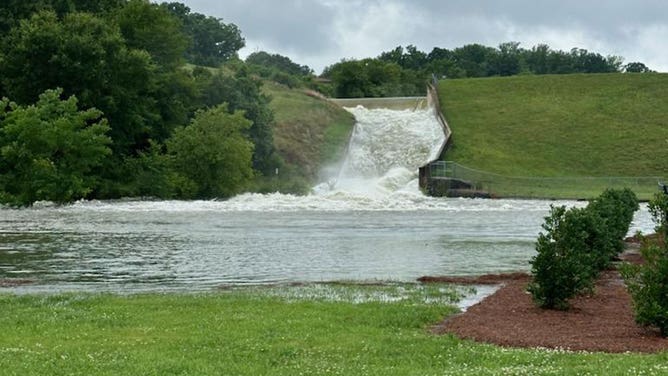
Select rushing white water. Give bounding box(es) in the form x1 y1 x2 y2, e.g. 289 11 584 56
312 105 445 201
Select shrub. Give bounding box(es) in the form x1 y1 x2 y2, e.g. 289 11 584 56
588 188 639 265
528 206 598 309
529 189 640 310
648 192 668 236
0 89 111 206
167 104 254 199
623 192 668 336
622 240 668 336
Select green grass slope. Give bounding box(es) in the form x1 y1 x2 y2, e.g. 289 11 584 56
263 82 354 191
438 74 668 199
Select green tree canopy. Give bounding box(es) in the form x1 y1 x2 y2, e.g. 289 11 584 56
161 2 244 67
196 68 277 174
167 104 254 198
625 62 652 73
0 89 111 206
115 0 188 69
0 10 159 155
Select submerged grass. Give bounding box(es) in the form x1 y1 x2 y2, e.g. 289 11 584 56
438 74 668 199
1 284 667 375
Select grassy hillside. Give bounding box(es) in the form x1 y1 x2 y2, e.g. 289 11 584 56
259 82 355 192
438 73 668 199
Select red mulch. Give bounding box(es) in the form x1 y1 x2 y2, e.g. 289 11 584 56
428 266 668 353
418 272 529 285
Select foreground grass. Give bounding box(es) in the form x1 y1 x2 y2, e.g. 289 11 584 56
438 74 668 199
1 285 667 375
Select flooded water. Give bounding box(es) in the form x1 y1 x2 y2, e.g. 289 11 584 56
0 199 653 293
0 106 655 293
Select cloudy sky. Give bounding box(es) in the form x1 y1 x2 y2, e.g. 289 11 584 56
178 0 668 74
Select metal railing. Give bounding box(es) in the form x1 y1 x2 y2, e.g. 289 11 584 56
426 161 666 200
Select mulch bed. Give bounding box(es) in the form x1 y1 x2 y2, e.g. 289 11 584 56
424 248 668 353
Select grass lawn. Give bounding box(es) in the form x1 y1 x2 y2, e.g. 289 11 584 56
1 284 666 375
438 74 668 199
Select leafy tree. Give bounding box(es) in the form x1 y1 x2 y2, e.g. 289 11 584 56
0 0 123 34
453 44 496 77
0 0 49 34
324 60 369 98
324 58 422 98
524 44 551 74
167 104 254 198
0 89 111 206
161 2 245 66
490 42 523 76
0 10 158 155
196 68 277 174
115 0 188 69
625 62 652 73
246 51 312 77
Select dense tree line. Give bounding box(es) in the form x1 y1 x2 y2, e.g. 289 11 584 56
323 43 652 98
0 0 280 205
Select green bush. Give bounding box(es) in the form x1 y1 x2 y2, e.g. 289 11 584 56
529 189 640 309
623 192 668 336
528 206 598 309
648 192 668 235
622 239 668 336
167 104 254 199
0 89 111 206
588 188 640 265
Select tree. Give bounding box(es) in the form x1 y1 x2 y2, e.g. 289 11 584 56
490 42 522 76
0 89 111 206
161 2 245 67
196 68 277 174
246 51 312 76
625 62 652 73
115 0 188 69
524 44 551 74
0 10 159 155
453 44 496 77
167 104 254 198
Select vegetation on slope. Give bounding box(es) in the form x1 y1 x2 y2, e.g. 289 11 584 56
260 82 354 193
438 73 668 199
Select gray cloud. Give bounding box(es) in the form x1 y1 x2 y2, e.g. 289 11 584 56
181 0 337 55
178 0 668 73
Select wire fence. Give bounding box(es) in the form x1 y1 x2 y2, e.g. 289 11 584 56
425 161 666 200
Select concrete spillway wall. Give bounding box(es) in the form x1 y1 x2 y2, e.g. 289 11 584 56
330 97 428 111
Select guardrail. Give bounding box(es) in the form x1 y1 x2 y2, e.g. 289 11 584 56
426 161 666 200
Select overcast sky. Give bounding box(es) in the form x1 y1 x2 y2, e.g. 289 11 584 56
177 0 668 74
